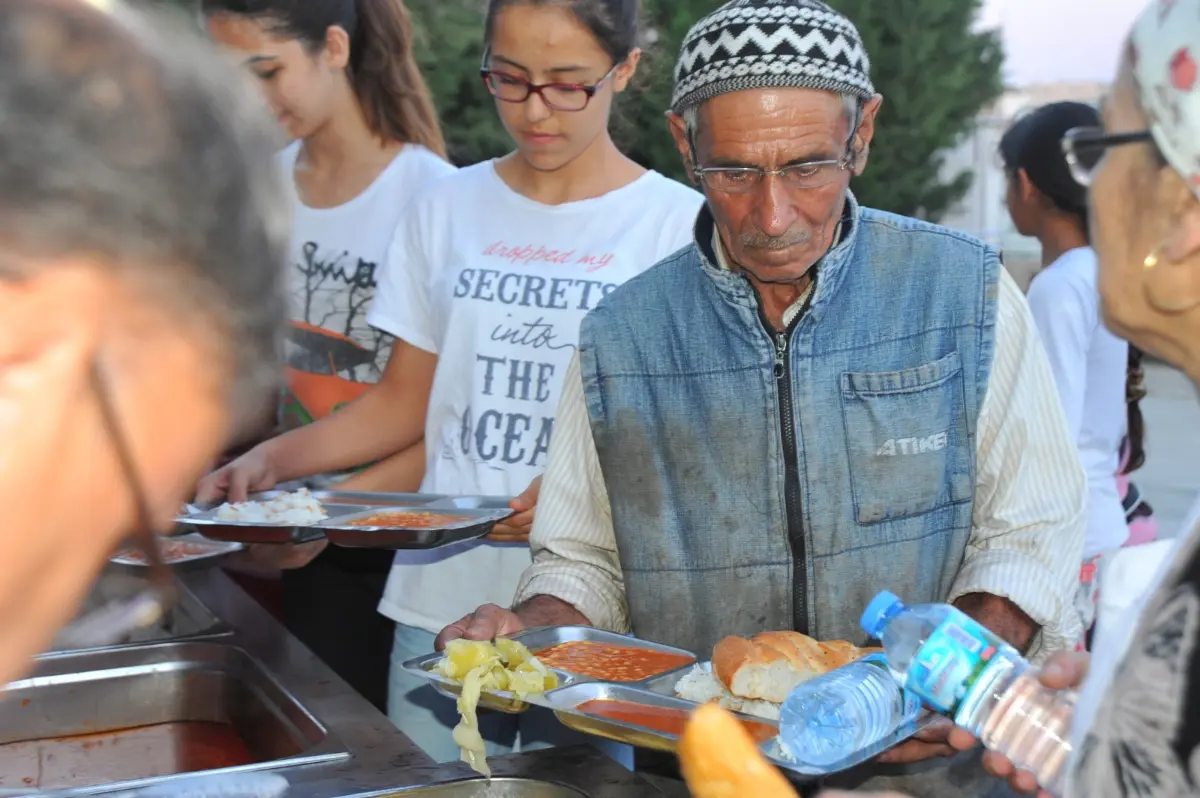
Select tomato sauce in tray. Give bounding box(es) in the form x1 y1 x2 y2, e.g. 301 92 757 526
340 511 471 528
0 721 256 789
535 641 694 682
576 699 776 743
119 541 218 563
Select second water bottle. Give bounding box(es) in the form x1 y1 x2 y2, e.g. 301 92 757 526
777 652 922 766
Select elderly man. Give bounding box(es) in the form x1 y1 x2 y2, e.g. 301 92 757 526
441 0 1084 794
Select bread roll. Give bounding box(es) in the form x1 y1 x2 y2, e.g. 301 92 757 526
679 703 797 798
712 631 879 704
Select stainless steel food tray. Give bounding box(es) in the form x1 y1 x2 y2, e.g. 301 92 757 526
406 625 933 781
544 682 778 753
178 491 512 545
310 490 448 507
763 711 938 777
404 626 697 715
109 533 242 572
403 653 581 714
0 641 347 793
506 625 699 674
425 495 514 511
176 493 375 544
321 507 514 550
639 661 704 697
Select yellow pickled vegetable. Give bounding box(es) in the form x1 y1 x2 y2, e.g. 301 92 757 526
453 667 488 777
495 637 534 667
438 639 498 679
434 637 556 777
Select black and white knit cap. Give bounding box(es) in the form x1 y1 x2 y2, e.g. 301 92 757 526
671 0 874 113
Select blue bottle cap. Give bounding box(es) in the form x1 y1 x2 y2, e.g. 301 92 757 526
860 590 904 638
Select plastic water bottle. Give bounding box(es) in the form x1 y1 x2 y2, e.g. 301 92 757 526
777 652 922 765
861 591 1077 796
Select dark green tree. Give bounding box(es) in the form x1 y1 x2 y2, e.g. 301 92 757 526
409 0 1003 220
827 0 1005 220
408 0 510 164
148 0 1003 222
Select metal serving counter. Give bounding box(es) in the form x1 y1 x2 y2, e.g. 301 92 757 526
2 568 667 798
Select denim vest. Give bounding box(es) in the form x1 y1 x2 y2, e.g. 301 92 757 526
579 196 998 657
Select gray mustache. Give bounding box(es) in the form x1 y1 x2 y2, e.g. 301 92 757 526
740 228 811 250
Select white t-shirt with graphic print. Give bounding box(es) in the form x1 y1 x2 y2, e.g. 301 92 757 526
368 160 703 634
278 142 454 404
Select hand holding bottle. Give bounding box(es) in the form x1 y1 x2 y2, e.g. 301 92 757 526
946 651 1091 797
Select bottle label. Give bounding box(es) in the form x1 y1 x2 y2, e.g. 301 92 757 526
905 616 1002 714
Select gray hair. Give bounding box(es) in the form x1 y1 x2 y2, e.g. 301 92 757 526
0 0 288 413
681 92 863 142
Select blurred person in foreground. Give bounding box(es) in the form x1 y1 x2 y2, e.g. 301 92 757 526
822 0 1200 795
0 0 286 685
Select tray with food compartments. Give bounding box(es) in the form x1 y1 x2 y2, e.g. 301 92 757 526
318 506 514 549
177 489 513 548
403 624 934 780
109 532 243 572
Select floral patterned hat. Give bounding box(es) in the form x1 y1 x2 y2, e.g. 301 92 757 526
1131 0 1200 194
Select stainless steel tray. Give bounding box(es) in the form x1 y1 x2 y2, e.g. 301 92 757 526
0 641 347 793
764 711 938 777
426 495 514 511
321 507 513 550
507 626 697 681
544 682 777 754
639 660 707 697
177 492 376 544
109 533 242 572
403 625 931 779
401 650 579 714
403 626 698 713
310 490 447 507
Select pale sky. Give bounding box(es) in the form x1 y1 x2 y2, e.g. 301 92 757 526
981 0 1143 86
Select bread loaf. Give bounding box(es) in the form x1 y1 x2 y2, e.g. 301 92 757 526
679 703 798 798
711 631 879 704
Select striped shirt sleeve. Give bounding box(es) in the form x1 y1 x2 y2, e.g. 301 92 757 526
517 269 1087 655
513 353 630 633
949 269 1087 662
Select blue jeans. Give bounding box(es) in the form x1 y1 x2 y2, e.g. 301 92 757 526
387 623 633 768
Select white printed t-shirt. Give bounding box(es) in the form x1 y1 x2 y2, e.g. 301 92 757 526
278 142 454 427
1026 247 1129 558
368 160 704 634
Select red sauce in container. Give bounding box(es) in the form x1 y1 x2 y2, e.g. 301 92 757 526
535 641 694 681
576 699 777 743
0 721 258 789
341 511 468 528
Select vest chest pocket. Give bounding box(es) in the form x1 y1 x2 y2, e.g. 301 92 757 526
839 351 973 525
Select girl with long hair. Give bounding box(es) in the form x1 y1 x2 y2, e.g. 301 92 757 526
999 100 1153 646
202 0 455 713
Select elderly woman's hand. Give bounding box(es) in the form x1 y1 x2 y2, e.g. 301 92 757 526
944 650 1089 797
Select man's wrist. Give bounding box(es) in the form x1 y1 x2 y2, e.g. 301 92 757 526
513 594 591 628
954 592 1038 654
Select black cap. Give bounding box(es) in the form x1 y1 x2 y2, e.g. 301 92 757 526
999 101 1100 213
